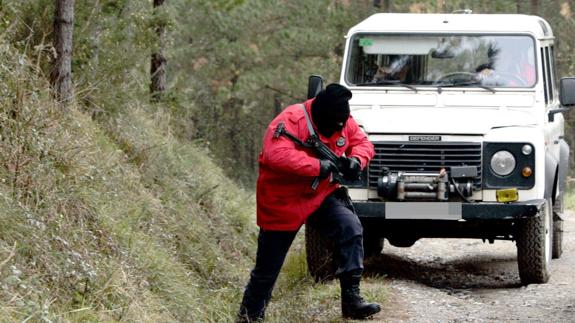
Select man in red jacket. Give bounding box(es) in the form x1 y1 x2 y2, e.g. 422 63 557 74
237 84 379 322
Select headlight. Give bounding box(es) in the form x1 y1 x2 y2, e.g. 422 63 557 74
483 142 535 189
490 150 516 176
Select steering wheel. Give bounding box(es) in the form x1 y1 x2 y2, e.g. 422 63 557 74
433 72 477 85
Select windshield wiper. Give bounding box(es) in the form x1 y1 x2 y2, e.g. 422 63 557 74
356 80 418 93
437 80 496 93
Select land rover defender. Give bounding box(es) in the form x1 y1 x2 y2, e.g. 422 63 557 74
306 13 574 285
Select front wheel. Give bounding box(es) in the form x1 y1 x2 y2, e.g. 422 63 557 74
363 234 384 258
516 199 552 285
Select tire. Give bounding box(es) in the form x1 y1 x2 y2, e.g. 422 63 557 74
516 198 552 285
305 224 337 282
388 237 417 248
552 192 565 259
363 235 384 258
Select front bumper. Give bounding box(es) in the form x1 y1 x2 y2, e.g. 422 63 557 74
353 199 545 220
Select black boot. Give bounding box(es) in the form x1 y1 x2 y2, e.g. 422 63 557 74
340 270 381 319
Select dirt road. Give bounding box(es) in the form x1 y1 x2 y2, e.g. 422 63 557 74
364 211 575 322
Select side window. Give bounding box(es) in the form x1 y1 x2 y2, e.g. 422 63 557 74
544 47 554 102
541 47 548 104
550 45 558 94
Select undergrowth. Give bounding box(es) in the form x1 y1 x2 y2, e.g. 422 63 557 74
0 36 388 322
0 39 260 321
565 181 575 210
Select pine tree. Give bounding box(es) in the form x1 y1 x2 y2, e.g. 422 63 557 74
51 0 75 105
151 0 167 102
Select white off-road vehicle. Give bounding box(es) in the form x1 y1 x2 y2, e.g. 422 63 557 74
306 12 573 285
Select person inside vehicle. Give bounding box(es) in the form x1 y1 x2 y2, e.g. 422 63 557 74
373 55 411 82
499 47 535 86
237 84 380 322
475 62 495 81
476 45 535 86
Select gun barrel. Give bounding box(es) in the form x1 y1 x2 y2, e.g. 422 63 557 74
278 131 345 189
311 138 345 182
312 138 339 162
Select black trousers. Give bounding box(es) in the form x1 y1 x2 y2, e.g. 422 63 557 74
238 190 364 320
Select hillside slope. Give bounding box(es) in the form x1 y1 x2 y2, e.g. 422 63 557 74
0 41 260 321
0 39 390 322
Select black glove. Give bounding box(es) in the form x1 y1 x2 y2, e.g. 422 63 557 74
340 157 361 181
319 159 338 179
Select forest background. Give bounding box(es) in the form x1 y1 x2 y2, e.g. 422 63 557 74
0 0 573 322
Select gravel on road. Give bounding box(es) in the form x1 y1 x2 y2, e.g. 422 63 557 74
364 211 575 322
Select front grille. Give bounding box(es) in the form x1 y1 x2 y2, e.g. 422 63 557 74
368 141 483 189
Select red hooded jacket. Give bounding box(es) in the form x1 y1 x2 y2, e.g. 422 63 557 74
256 99 375 231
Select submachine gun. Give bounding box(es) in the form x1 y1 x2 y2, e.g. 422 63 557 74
273 122 345 190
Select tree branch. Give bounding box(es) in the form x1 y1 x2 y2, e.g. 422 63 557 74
264 85 303 101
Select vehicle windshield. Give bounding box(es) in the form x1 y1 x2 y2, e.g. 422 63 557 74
346 34 536 88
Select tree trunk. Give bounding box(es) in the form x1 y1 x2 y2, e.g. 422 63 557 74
90 1 102 68
374 0 392 11
437 0 445 12
274 94 282 116
530 0 540 15
516 0 527 13
150 0 167 102
383 0 391 12
51 0 75 105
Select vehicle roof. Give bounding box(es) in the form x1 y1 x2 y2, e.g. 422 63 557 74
347 13 553 39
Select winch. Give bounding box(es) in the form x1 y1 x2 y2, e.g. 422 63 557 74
377 166 478 201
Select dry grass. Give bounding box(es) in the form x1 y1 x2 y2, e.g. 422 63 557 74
0 40 257 321
0 40 387 322
565 180 575 211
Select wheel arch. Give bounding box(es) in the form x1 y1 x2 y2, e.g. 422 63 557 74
546 140 570 204
557 139 571 196
544 152 558 201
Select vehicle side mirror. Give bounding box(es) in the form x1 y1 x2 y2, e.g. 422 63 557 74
307 75 324 99
559 77 575 107
549 77 574 122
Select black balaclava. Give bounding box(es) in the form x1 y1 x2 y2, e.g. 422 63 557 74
311 83 352 138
